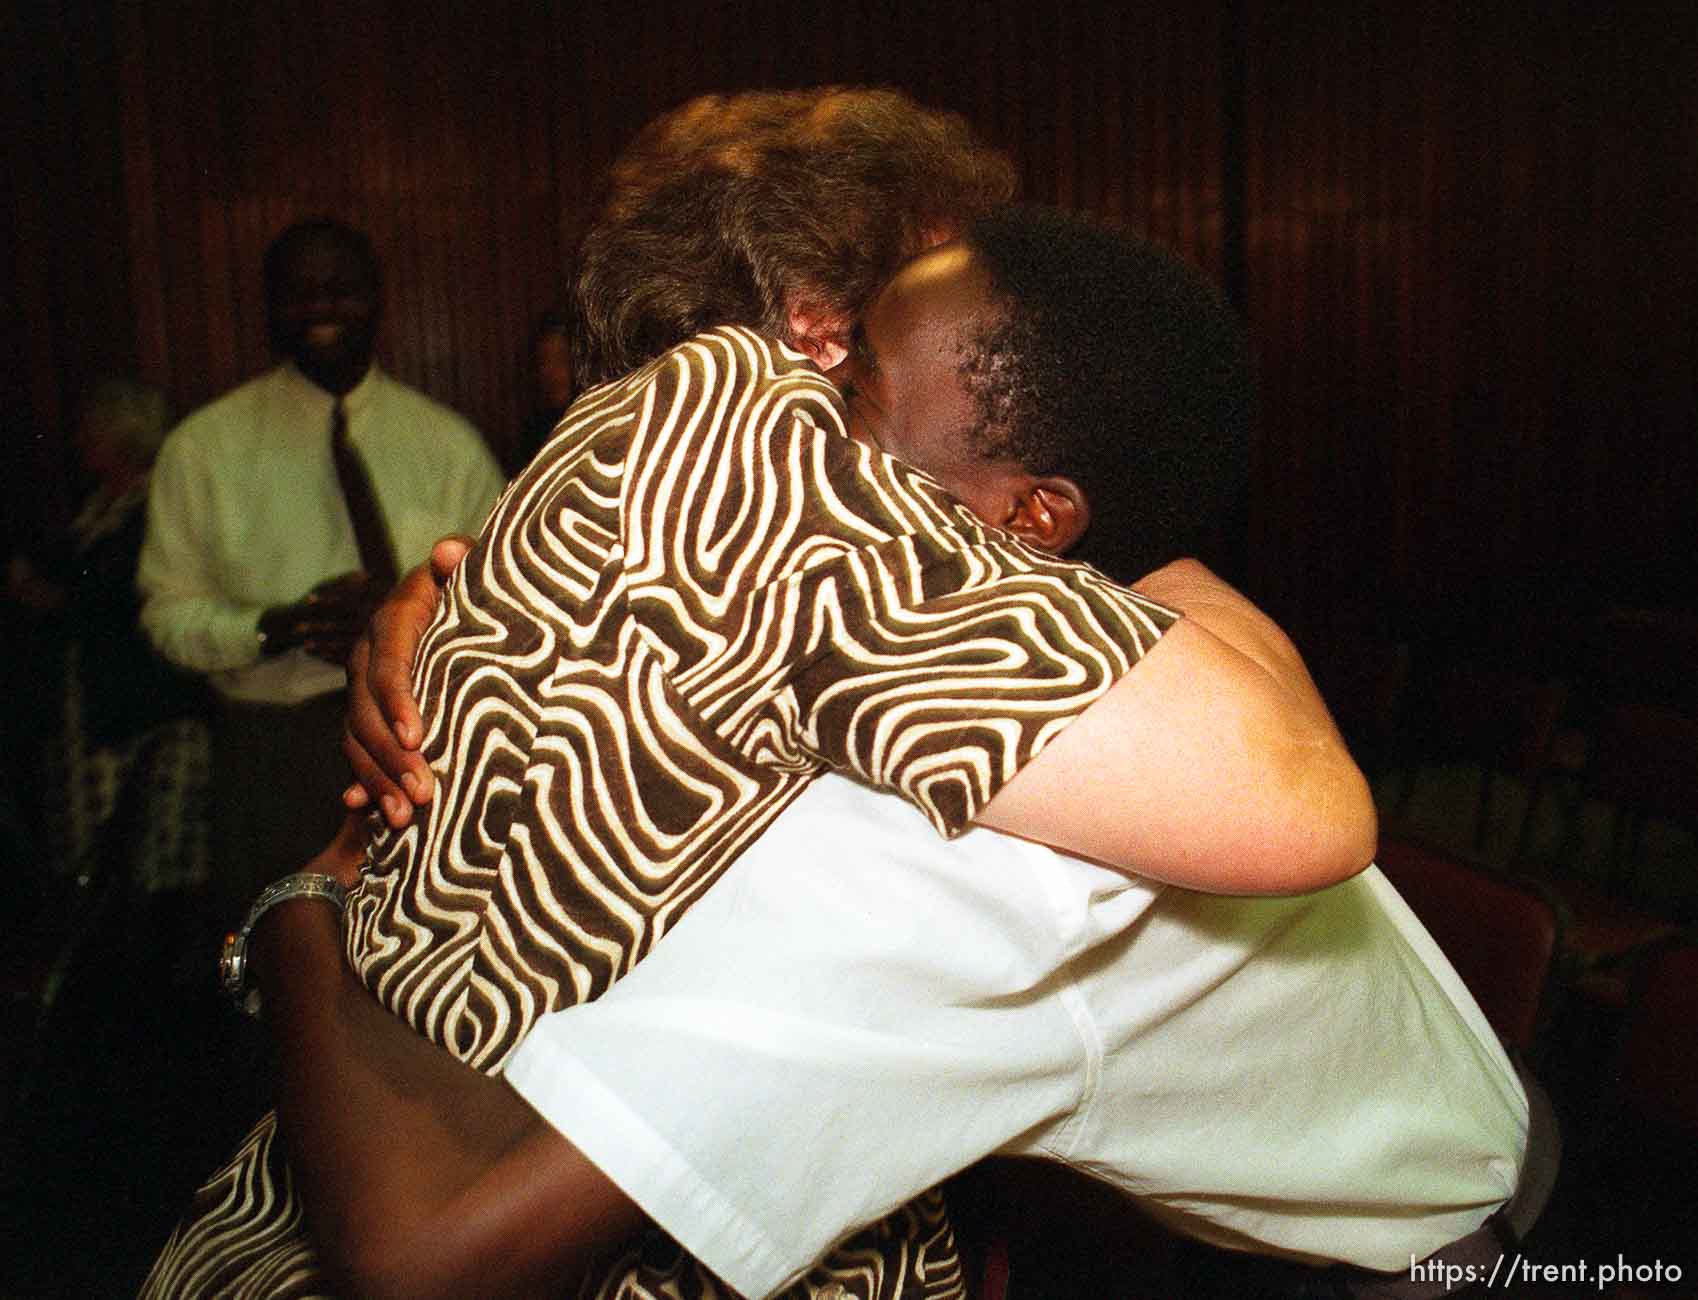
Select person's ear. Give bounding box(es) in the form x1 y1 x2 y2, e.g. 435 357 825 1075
786 303 849 370
1005 476 1090 556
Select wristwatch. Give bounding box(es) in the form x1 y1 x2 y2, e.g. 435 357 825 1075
219 872 348 1017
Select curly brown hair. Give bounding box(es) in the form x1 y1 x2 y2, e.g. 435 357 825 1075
570 87 1016 386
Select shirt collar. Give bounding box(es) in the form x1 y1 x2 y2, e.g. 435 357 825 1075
279 360 381 418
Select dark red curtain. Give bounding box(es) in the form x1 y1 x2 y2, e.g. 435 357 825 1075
7 0 1694 658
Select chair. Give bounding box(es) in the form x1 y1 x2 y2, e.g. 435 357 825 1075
1612 939 1698 1136
1565 939 1698 1269
1374 835 1561 1056
1580 702 1698 901
1522 703 1694 1008
1395 663 1577 859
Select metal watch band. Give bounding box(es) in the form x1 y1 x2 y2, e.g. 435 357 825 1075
218 871 348 1017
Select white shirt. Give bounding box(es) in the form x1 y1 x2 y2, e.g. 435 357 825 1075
506 774 1529 1299
139 363 506 704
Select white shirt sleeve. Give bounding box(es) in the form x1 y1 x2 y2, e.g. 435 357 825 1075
138 423 268 673
506 773 1531 1287
504 775 1153 1299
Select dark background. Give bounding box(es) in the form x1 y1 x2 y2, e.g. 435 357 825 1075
5 0 1695 693
3 4 1695 1293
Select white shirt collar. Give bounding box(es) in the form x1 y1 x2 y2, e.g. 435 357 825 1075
277 360 381 417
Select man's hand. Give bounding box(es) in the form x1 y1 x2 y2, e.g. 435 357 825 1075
261 571 388 666
342 535 472 828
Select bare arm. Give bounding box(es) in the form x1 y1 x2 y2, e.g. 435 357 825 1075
255 824 646 1300
975 559 1375 894
344 546 1372 893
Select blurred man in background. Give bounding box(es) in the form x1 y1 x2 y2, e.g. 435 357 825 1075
138 218 505 915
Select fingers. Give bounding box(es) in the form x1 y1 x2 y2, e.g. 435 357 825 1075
343 635 433 826
306 812 373 888
303 608 371 666
309 570 376 608
341 725 416 829
368 611 424 752
336 541 459 826
429 534 474 584
306 641 360 666
370 563 444 751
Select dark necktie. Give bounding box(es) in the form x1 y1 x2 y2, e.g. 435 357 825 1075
329 398 398 588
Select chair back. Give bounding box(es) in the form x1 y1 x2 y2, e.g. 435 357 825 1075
1614 941 1698 1136
1587 704 1698 832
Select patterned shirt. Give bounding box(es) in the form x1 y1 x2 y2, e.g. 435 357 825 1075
143 326 1174 1300
347 326 1174 1074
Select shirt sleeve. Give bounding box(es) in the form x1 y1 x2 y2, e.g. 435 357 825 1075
137 426 267 672
503 775 1143 1298
438 414 507 537
624 329 1179 837
774 484 1179 835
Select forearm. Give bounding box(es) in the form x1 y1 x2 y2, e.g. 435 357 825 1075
138 454 265 673
253 891 643 1299
139 591 266 673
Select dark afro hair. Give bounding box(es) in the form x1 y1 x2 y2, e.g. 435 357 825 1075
959 205 1251 584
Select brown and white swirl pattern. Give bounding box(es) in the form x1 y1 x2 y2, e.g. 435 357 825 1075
142 1112 963 1300
139 1114 322 1300
144 326 1174 1299
348 325 1172 1071
578 1191 964 1300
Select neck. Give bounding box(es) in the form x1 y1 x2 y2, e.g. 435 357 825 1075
297 357 371 397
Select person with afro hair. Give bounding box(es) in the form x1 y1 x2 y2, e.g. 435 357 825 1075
169 172 1380 1298
820 203 1249 592
333 208 1530 1300
955 204 1250 583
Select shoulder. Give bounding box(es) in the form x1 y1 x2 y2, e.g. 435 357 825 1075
611 326 849 510
641 325 843 427
168 369 281 444
365 372 501 480
368 370 483 443
673 324 830 380
162 369 282 461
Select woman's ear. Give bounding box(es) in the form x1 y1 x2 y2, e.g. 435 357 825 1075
786 303 849 370
1006 476 1090 556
